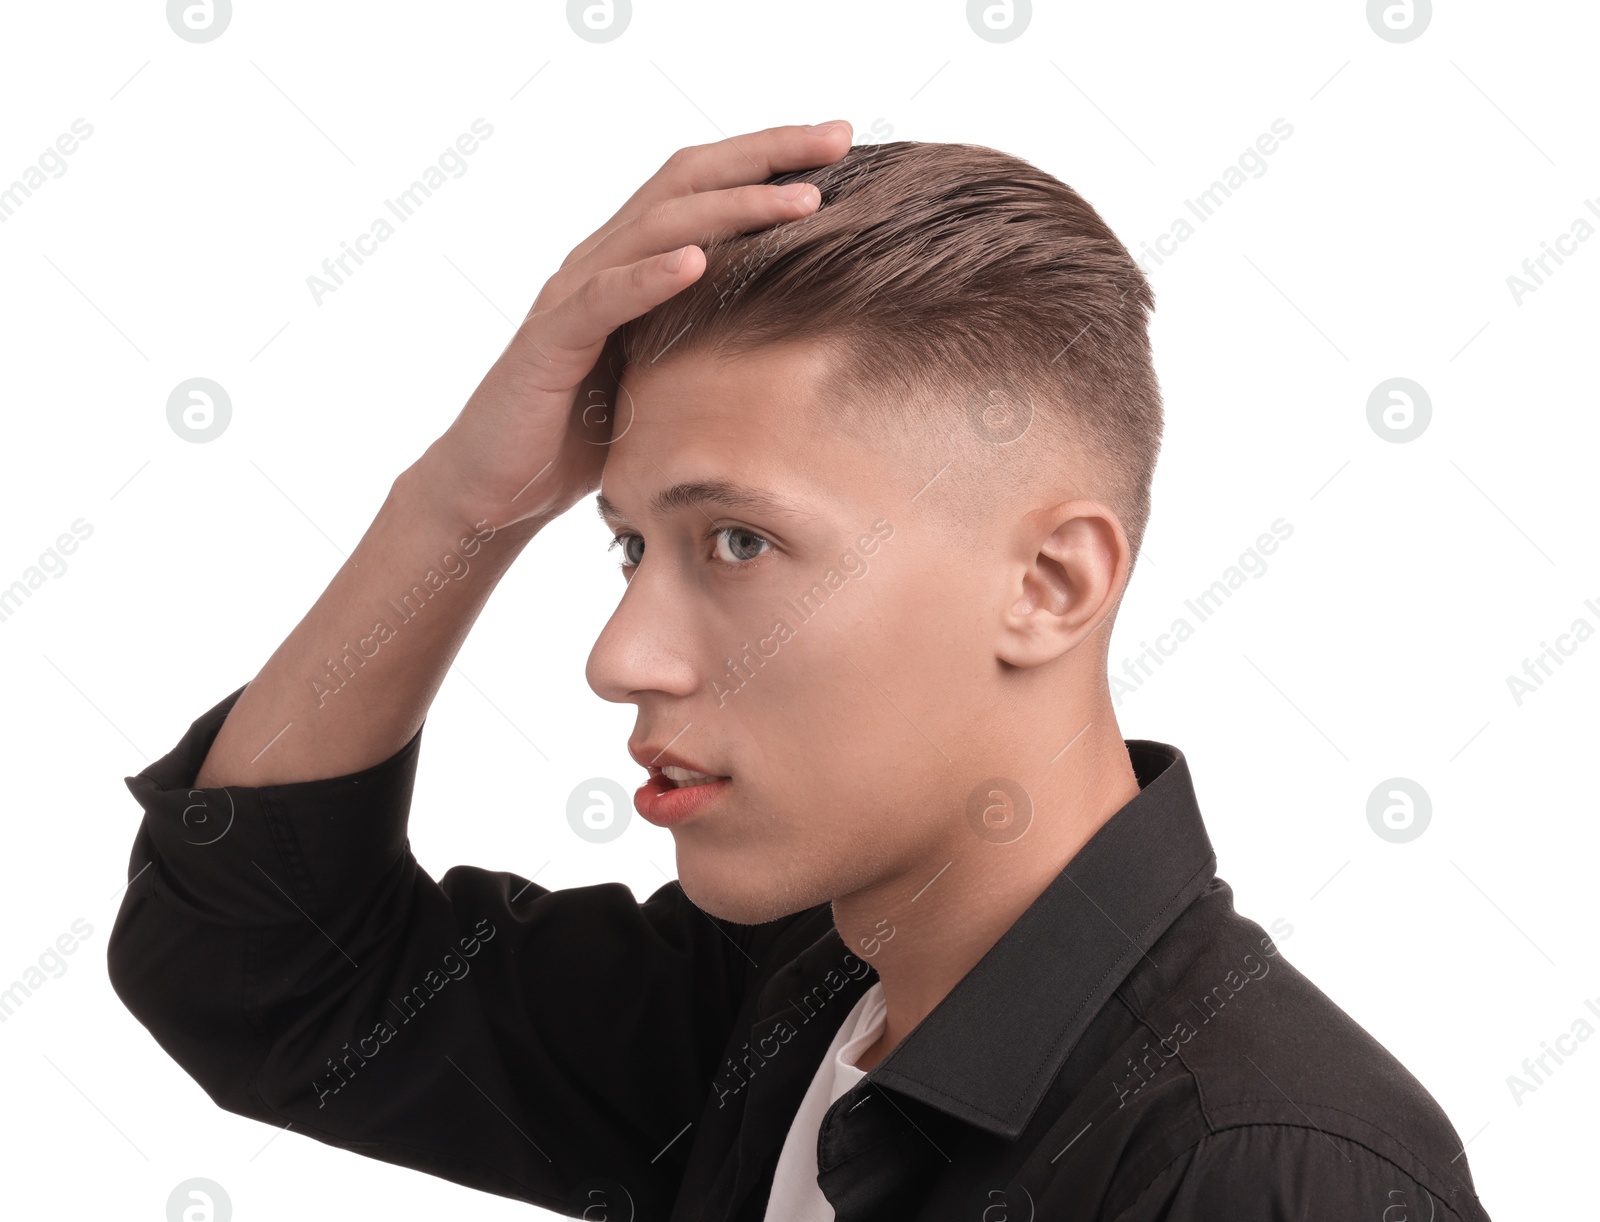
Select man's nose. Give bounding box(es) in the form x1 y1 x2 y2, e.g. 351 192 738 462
585 577 699 705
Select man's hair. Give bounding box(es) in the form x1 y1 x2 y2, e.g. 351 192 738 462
616 140 1163 569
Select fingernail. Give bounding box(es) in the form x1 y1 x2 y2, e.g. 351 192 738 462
805 120 847 133
664 245 687 273
773 182 816 202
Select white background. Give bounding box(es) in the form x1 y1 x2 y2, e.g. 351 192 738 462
0 1 1593 1217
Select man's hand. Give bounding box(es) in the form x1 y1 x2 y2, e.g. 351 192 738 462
189 121 853 788
419 120 854 531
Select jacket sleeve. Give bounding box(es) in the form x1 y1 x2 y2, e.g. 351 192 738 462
106 684 759 1218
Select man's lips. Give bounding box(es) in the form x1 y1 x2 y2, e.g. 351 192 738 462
635 772 731 827
628 738 731 826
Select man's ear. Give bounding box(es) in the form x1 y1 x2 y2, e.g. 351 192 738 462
997 499 1129 668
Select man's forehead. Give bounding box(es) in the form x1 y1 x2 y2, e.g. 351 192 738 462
615 336 845 425
599 341 871 524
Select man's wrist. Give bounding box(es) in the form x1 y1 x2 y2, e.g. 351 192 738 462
392 447 546 550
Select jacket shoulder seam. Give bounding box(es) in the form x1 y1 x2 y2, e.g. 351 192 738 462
1112 1120 1476 1222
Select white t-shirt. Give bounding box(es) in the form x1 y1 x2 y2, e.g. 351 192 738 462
761 981 888 1221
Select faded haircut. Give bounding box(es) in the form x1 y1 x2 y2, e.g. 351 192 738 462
615 140 1164 569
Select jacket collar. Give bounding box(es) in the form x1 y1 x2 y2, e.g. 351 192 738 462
767 740 1217 1142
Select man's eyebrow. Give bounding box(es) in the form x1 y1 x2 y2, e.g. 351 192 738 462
595 480 816 526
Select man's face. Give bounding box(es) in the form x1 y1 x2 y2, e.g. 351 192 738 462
586 339 1010 925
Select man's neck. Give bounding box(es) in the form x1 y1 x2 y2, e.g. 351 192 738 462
833 712 1140 1075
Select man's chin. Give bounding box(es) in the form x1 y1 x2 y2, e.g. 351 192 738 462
673 857 827 926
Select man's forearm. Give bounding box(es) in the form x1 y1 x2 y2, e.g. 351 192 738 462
193 451 543 789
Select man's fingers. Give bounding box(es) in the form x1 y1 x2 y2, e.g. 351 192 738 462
511 122 850 392
557 180 820 291
512 245 707 386
649 119 853 197
562 121 851 270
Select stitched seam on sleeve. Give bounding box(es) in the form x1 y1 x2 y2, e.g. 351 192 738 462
260 789 318 911
1112 1122 1470 1222
1205 1097 1465 1195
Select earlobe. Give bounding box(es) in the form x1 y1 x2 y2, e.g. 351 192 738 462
998 502 1128 668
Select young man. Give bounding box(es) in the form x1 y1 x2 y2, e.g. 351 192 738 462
108 122 1493 1221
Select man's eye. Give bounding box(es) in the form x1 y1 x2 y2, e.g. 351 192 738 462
608 533 645 569
712 526 770 567
607 527 771 572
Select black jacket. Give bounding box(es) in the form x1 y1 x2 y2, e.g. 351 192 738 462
108 685 1493 1220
